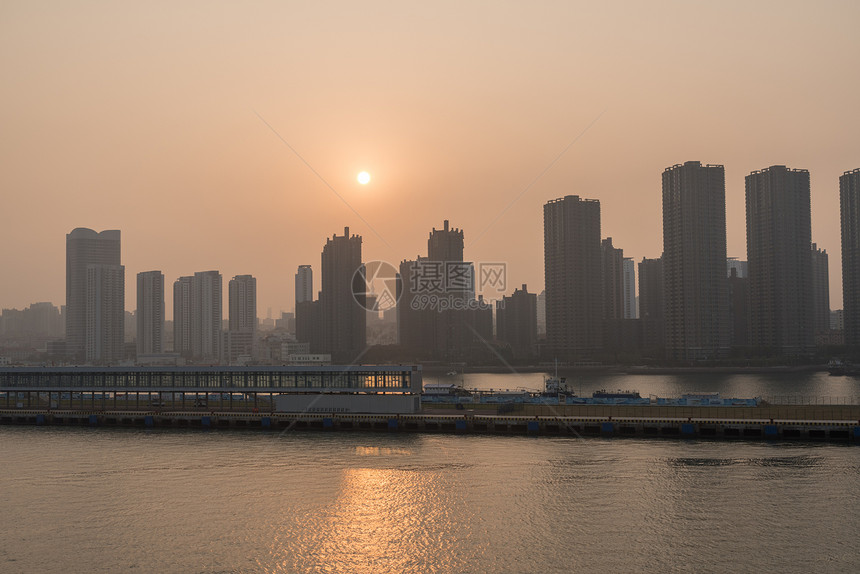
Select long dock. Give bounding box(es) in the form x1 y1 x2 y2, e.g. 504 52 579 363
2 407 859 442
2 366 858 442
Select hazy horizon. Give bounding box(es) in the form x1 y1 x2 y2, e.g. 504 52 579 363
3 0 859 316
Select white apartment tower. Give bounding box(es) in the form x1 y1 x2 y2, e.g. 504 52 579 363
66 228 124 363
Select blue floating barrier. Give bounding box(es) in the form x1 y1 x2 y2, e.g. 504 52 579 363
387 418 398 430
455 419 467 431
765 425 779 436
681 423 695 435
88 414 98 426
853 427 860 438
261 417 271 428
323 417 334 428
36 414 45 425
144 415 154 427
527 421 540 433
601 422 615 433
201 416 211 427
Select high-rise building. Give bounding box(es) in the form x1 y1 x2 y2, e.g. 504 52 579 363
623 258 636 319
746 166 814 355
85 264 125 363
225 274 257 363
536 290 546 336
428 219 464 262
601 237 624 321
295 299 322 352
229 275 257 333
638 256 664 354
544 195 603 361
66 228 124 363
136 271 164 356
397 257 433 353
173 271 222 362
728 266 749 348
0 303 63 339
192 271 222 362
639 257 663 322
811 244 830 338
662 161 729 361
840 168 860 347
427 220 476 359
173 276 193 357
495 284 537 361
320 227 365 363
727 258 748 278
295 265 313 306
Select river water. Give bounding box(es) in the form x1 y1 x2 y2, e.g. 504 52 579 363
2 422 859 573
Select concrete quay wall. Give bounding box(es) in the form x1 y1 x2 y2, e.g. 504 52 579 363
2 407 860 442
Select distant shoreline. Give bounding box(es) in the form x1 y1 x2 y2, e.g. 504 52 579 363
423 364 827 375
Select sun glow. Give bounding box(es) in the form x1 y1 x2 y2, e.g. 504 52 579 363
357 171 371 185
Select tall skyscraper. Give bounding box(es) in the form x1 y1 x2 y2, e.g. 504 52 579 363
726 257 748 278
536 290 546 336
66 228 124 363
428 220 464 262
427 220 475 359
495 284 538 361
173 271 222 362
622 258 636 319
85 264 125 363
320 227 365 363
544 195 603 360
229 275 257 333
136 271 164 356
746 166 813 355
728 266 750 348
638 255 664 355
811 244 830 338
192 271 222 362
173 276 193 357
295 265 313 305
638 257 664 326
840 168 860 347
662 161 729 361
601 237 624 321
226 274 257 363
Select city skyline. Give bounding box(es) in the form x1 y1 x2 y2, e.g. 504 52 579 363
2 2 859 315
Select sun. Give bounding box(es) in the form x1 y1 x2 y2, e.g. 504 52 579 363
357 171 371 185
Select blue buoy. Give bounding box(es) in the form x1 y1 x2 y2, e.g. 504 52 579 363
88 414 98 426
765 425 779 437
201 416 211 427
527 420 540 433
681 423 695 435
455 419 467 431
36 414 45 425
387 418 398 430
601 422 615 434
261 417 271 428
322 417 334 428
145 415 154 427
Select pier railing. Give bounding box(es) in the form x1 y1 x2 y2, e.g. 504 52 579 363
762 395 860 406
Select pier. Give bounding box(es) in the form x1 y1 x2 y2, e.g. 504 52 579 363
2 406 859 443
2 366 859 442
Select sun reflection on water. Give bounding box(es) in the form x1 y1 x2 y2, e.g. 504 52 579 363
268 466 471 573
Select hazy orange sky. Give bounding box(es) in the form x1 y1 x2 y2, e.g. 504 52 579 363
2 0 859 316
